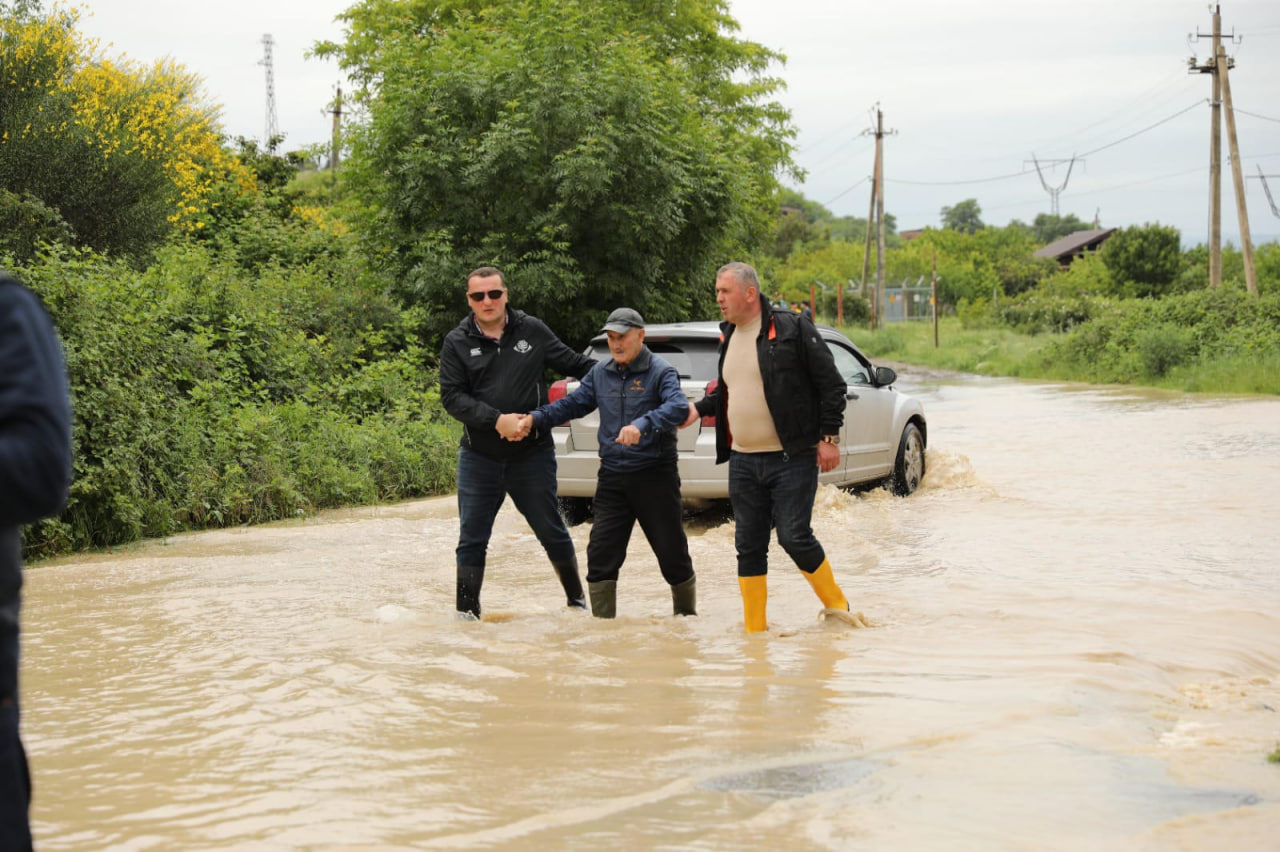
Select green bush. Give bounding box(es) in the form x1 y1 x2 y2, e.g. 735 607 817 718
1102 223 1181 298
17 240 459 559
1040 287 1280 384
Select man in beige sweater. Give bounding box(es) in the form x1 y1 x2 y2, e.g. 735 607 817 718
684 262 853 632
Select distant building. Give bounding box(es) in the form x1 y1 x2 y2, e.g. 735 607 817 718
899 229 925 241
1033 228 1116 267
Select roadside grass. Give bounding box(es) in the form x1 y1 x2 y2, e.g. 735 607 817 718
841 318 1059 379
838 317 1280 395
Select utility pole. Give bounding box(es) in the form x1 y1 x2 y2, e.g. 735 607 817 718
259 34 279 147
1217 42 1257 295
328 86 343 172
859 105 894 330
875 110 887 333
1190 6 1227 288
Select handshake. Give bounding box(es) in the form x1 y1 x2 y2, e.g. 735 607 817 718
494 411 644 446
495 412 535 442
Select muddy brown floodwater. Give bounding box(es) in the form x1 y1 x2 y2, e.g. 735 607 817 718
21 371 1280 850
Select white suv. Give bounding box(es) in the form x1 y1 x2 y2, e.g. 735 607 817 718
548 321 926 524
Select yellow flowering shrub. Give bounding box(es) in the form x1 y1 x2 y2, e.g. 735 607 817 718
0 5 256 255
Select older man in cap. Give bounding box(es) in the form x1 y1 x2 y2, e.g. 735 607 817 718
520 308 696 618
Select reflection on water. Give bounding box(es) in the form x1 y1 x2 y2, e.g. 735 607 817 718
23 374 1280 850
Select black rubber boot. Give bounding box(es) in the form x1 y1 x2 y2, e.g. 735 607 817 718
588 580 617 618
552 559 587 610
671 576 697 616
456 564 484 620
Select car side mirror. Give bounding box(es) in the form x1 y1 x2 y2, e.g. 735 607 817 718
874 365 897 387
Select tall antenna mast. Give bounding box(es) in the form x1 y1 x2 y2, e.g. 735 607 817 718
259 34 278 147
1028 154 1079 216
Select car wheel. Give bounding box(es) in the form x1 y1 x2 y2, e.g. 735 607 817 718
558 497 592 527
890 422 925 496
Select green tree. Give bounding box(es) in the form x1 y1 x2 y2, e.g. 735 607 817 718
1030 212 1089 245
1102 223 1181 298
318 0 797 346
940 198 984 234
0 4 251 260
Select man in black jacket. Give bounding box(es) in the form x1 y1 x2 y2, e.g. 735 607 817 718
439 267 595 619
684 262 851 632
0 273 73 851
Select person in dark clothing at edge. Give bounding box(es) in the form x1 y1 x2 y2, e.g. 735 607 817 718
0 272 73 851
439 267 595 619
681 261 853 633
520 308 696 619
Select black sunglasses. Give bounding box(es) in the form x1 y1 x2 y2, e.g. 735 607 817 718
468 289 507 302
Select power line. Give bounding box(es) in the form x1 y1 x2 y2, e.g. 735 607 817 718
883 101 1204 189
1235 108 1280 125
887 168 1035 187
821 176 870 208
1075 100 1205 158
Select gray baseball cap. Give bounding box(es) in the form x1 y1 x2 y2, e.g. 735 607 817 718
601 307 645 333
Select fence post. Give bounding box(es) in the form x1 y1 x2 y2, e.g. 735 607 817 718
932 250 939 349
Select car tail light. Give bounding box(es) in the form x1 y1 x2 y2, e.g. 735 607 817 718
700 379 718 427
549 379 569 403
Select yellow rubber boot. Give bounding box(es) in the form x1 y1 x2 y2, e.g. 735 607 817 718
738 575 768 633
801 559 848 611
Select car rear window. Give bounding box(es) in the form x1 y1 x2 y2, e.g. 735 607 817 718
587 338 721 380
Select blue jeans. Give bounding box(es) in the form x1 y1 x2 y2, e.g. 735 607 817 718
0 596 30 852
728 449 826 577
455 444 581 616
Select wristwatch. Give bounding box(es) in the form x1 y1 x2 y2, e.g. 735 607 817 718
821 434 840 445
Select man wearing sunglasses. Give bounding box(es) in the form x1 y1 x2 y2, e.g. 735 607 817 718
439 266 596 619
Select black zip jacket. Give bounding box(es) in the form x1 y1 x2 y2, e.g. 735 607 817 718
439 308 595 460
0 274 72 626
693 301 845 463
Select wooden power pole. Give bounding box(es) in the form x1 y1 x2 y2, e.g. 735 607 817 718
1190 6 1224 288
1217 43 1258 295
859 106 893 330
875 107 887 332
329 86 344 172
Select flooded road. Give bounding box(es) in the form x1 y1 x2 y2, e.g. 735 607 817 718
23 372 1280 850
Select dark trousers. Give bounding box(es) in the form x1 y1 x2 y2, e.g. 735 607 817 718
0 597 30 852
728 449 826 578
586 462 694 586
455 444 580 614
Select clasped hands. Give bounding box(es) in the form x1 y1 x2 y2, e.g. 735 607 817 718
495 412 642 445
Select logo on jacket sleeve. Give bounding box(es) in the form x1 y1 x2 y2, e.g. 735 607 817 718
515 340 532 354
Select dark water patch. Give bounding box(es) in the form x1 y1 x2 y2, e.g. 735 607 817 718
700 758 879 800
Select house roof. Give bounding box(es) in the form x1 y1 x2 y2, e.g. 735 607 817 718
1033 228 1116 260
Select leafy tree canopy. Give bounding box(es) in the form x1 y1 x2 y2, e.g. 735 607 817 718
0 4 253 260
940 198 984 234
1102 222 1181 298
316 0 798 346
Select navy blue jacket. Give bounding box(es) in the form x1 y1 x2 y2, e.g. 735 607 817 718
439 308 595 460
0 274 72 669
531 346 689 473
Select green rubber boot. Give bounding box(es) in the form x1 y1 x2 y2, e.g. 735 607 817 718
671 576 697 616
588 580 617 619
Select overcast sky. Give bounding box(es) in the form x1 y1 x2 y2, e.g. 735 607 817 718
76 0 1280 244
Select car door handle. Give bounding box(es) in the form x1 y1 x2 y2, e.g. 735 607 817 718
846 390 860 400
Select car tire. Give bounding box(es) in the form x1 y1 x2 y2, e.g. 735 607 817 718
890 422 925 496
558 497 592 527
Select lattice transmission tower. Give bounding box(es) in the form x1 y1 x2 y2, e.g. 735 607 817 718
1027 154 1079 216
259 34 278 146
